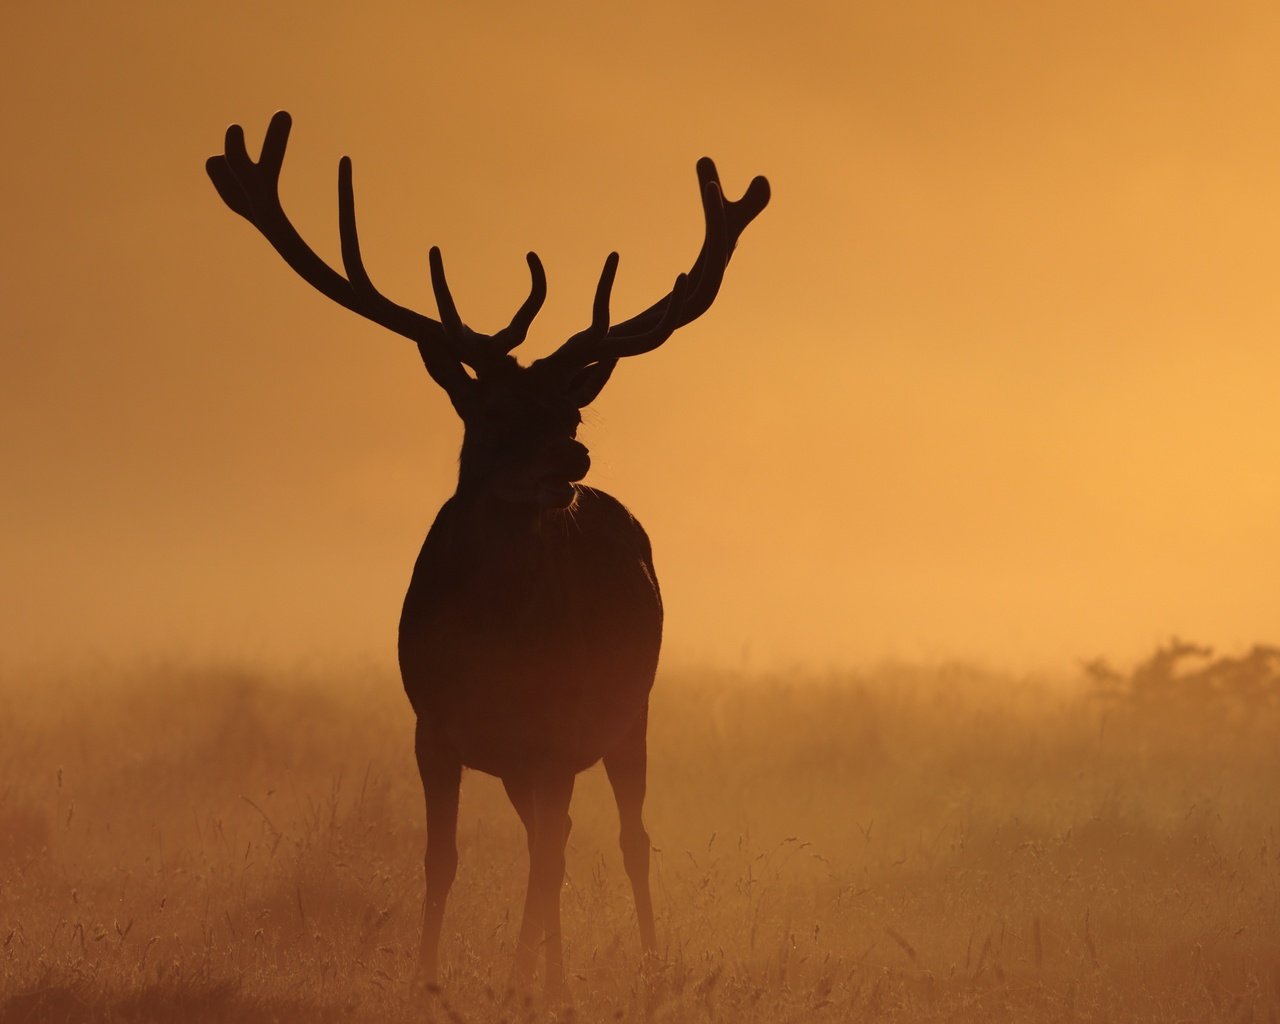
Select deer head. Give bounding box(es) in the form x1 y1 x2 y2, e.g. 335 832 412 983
207 112 770 508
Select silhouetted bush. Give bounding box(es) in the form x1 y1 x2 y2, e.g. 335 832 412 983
1082 638 1280 718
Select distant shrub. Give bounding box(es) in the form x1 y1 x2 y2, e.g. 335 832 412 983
1082 637 1280 713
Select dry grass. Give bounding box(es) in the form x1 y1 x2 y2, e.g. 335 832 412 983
1 657 1278 1022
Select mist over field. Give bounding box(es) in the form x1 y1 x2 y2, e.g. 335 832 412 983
2 650 1278 1022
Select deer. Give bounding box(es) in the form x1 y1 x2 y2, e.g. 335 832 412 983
206 111 769 999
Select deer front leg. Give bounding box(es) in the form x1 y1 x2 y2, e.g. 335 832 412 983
510 770 575 1001
604 706 657 955
415 717 462 984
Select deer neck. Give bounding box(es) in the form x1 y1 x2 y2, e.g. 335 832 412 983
449 476 566 539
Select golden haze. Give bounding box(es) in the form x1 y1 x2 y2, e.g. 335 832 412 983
4 2 1280 670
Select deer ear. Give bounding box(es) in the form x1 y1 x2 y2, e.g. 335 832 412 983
563 360 617 408
418 347 478 417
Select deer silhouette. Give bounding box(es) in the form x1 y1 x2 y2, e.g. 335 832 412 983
207 111 769 997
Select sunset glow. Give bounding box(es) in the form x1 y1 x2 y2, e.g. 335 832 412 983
5 3 1280 672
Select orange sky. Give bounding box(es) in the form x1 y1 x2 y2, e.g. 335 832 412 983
4 1 1279 674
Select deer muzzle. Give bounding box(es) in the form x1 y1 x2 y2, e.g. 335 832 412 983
534 440 590 508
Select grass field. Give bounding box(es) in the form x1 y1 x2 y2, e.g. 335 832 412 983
1 650 1278 1022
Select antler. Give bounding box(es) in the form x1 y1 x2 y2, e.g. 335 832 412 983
538 157 770 371
206 111 545 396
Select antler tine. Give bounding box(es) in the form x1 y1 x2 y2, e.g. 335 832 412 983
590 251 620 333
256 110 290 188
427 247 506 373
667 166 731 323
334 158 476 397
492 253 548 353
535 252 619 367
336 155 377 298
427 246 467 337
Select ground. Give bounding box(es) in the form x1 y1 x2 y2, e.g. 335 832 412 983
1 655 1277 1022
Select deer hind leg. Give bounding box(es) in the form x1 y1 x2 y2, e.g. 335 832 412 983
504 774 539 990
415 718 462 985
507 770 575 1000
502 775 536 854
604 706 657 955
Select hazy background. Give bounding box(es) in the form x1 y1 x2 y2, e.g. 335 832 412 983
4 0 1279 674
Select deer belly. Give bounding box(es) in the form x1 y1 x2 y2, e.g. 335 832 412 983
398 585 660 775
